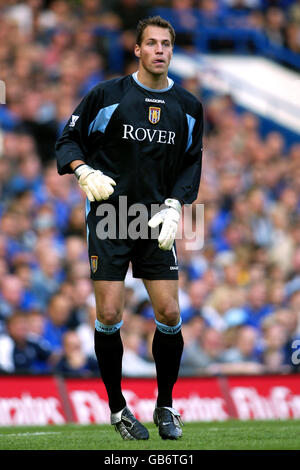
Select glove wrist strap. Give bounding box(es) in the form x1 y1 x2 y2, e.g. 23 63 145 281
164 198 182 213
74 164 93 180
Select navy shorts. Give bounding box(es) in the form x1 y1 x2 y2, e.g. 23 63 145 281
86 204 179 281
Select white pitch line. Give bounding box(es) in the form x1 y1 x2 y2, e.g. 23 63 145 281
0 431 61 437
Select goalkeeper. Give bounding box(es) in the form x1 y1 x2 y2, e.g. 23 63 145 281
56 15 203 441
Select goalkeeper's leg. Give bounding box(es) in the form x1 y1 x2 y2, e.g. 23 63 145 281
143 279 184 439
93 280 149 440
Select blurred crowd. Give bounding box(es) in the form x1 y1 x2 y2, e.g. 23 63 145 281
154 0 300 62
0 0 300 378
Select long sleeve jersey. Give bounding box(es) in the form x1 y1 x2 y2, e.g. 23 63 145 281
56 73 203 207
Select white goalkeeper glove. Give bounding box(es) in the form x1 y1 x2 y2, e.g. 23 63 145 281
74 164 116 202
148 198 182 251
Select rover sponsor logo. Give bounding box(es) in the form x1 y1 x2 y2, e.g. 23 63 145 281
122 124 175 145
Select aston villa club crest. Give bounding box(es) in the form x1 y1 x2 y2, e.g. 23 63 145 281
91 255 98 273
148 107 161 124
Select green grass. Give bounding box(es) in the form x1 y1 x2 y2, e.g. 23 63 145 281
0 420 300 450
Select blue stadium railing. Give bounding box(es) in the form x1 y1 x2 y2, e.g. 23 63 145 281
151 8 300 72
94 9 300 74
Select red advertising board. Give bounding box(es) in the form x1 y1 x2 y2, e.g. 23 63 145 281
64 377 228 424
0 375 67 426
227 374 300 420
0 374 300 426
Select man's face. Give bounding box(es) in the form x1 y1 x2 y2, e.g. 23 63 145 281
135 26 173 77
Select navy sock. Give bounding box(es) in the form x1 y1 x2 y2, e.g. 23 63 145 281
94 328 126 413
152 327 184 408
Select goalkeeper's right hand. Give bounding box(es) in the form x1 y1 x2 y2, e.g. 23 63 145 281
74 164 116 202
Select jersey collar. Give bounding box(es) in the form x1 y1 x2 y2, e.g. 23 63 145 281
132 72 174 93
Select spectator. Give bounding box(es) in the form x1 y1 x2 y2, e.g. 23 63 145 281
264 7 286 46
66 277 93 328
180 327 225 374
0 274 33 333
0 207 34 267
181 315 206 356
243 281 274 329
275 308 299 342
121 331 156 377
223 325 260 363
54 330 99 377
64 235 87 264
247 187 273 247
7 153 43 197
181 279 209 323
260 317 291 372
169 0 198 48
267 280 286 309
42 293 73 354
268 204 294 274
278 186 299 225
202 285 234 331
0 312 53 374
112 0 150 66
76 293 97 360
288 0 300 25
285 246 300 298
30 246 63 309
43 26 73 74
77 0 120 28
223 307 247 330
63 203 86 238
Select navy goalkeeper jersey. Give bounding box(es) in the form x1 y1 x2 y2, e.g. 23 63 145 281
56 73 203 207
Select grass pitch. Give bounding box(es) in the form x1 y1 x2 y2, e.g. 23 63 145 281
0 419 300 451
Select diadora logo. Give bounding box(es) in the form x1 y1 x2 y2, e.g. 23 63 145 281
122 124 175 145
69 115 79 127
149 107 161 124
145 98 165 104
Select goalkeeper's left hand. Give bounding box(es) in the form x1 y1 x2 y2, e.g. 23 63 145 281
148 198 182 250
